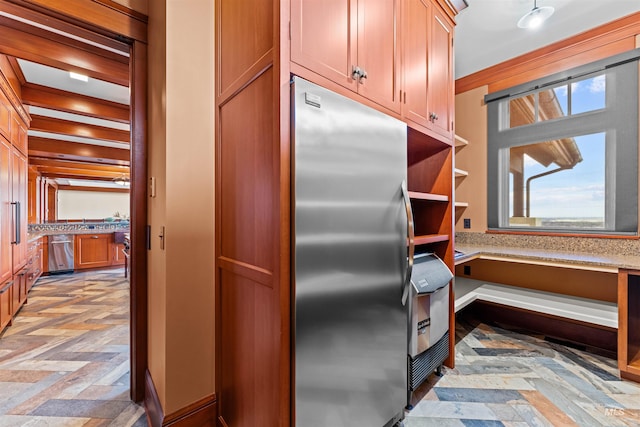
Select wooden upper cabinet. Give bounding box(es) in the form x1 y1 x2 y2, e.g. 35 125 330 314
357 0 400 112
291 0 357 91
291 0 400 112
428 6 454 141
0 91 10 141
402 0 454 143
11 113 28 156
402 0 430 127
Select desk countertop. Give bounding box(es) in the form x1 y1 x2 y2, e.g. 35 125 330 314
455 243 640 271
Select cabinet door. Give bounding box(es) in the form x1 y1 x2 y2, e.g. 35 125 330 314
0 138 11 284
427 5 454 141
0 92 9 141
291 0 358 90
75 234 112 269
11 148 27 273
112 242 126 266
0 280 11 331
11 114 28 156
402 0 430 127
357 0 400 112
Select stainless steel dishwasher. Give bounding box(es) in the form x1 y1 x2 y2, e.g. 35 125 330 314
48 234 74 273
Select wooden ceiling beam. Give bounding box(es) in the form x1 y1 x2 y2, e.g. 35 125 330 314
57 184 129 193
0 1 130 54
36 166 126 178
22 83 129 123
8 0 148 43
38 172 124 181
29 157 129 173
0 17 129 86
30 114 130 143
28 136 130 165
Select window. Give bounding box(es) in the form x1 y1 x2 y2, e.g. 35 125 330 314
486 50 639 234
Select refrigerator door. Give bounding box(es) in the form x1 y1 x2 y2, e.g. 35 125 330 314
293 77 408 427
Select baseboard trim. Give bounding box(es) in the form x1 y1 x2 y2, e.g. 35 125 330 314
621 369 640 383
144 370 163 427
145 369 217 427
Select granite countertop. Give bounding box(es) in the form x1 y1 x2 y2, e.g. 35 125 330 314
28 229 127 241
455 243 640 271
28 224 130 244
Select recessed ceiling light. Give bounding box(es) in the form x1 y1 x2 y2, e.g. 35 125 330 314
69 71 89 82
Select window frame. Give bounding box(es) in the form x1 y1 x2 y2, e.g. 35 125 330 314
486 50 640 235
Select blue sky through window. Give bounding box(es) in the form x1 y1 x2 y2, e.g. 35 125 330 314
510 75 608 222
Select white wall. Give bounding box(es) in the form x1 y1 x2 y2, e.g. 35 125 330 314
57 190 130 219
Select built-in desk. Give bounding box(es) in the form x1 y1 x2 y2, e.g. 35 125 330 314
454 243 640 383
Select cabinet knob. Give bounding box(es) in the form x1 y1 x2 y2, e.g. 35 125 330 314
351 66 363 81
429 112 439 122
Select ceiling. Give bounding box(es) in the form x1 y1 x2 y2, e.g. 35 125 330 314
6 0 640 192
455 0 640 79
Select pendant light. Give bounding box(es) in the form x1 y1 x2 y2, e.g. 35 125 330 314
517 0 554 29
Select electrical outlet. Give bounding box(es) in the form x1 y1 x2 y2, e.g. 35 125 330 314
463 265 471 275
463 218 471 229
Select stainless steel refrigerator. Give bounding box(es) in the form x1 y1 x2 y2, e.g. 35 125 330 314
293 77 409 427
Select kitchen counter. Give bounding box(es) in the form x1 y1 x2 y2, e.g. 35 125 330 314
28 222 130 243
455 244 640 271
455 232 640 271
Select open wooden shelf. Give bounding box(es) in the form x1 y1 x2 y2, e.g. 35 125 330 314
414 234 450 245
454 201 469 208
454 168 468 178
454 134 469 147
409 191 449 202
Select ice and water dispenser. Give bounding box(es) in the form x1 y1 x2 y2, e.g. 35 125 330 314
407 253 453 395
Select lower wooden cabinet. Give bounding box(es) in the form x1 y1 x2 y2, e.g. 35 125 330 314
74 233 127 270
0 279 12 331
11 268 27 316
112 243 126 266
75 234 113 270
26 238 43 292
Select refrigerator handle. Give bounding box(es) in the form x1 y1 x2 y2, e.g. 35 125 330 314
401 180 414 306
11 201 20 245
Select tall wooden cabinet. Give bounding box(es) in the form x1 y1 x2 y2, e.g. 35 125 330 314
0 60 31 335
216 0 458 424
11 148 28 273
0 137 12 287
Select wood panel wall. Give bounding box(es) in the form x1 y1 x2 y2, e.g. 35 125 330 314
215 1 290 426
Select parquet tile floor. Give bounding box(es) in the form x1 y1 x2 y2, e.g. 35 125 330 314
406 314 640 427
4 269 640 426
0 269 146 426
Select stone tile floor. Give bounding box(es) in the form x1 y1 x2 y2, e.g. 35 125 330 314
0 269 146 426
2 269 640 426
406 315 640 426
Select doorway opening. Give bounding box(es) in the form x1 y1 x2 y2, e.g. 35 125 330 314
0 2 147 402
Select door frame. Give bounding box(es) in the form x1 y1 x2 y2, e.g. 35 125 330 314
2 0 149 402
